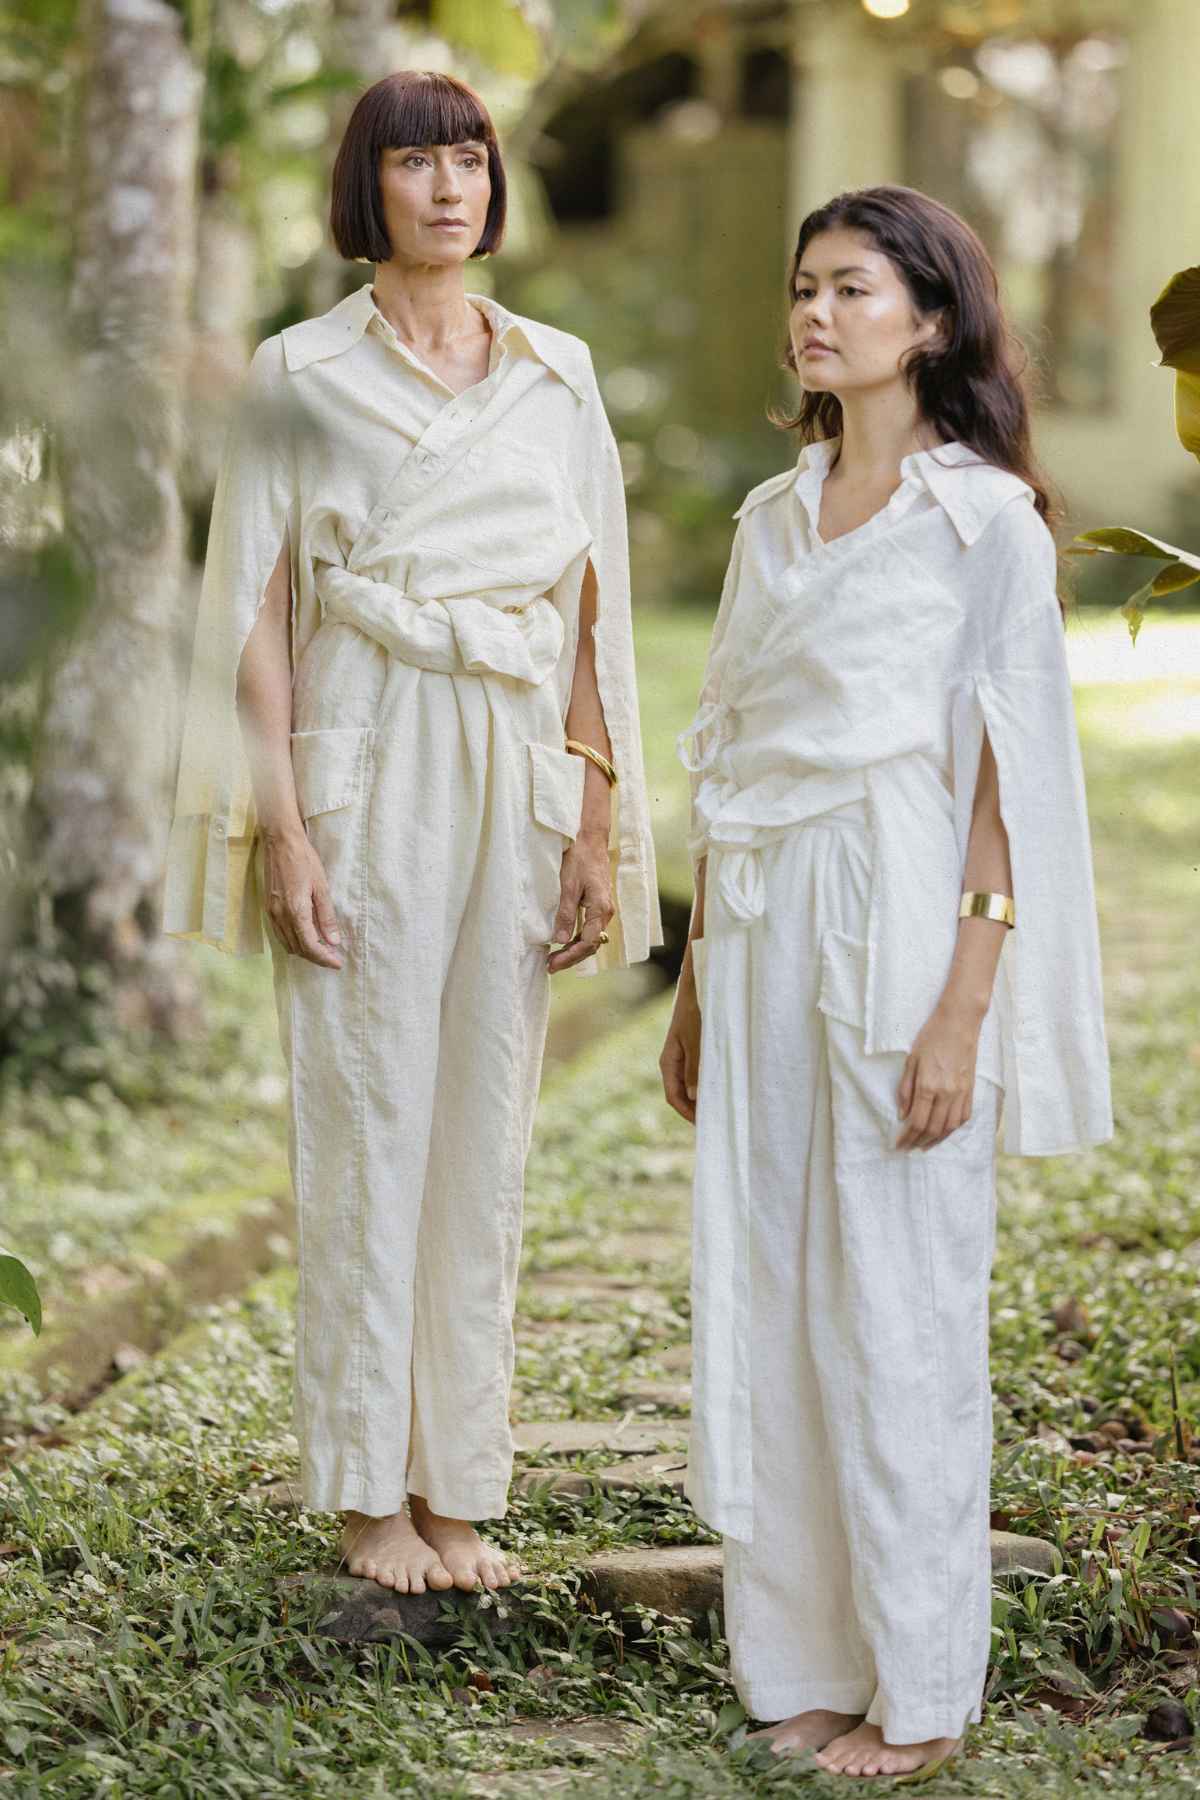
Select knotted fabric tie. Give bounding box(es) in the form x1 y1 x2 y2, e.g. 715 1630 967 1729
316 563 564 686
678 699 734 774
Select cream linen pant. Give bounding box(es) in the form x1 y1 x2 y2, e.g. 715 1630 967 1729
260 604 584 1518
695 801 1001 1742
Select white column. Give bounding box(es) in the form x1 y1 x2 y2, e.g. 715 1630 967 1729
787 1 905 243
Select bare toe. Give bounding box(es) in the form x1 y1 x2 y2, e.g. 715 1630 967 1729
427 1561 454 1591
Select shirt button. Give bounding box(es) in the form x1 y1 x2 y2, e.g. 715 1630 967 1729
213 819 226 839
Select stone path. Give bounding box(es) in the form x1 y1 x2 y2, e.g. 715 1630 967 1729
284 1525 1061 1646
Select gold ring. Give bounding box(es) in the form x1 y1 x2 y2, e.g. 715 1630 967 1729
597 930 610 946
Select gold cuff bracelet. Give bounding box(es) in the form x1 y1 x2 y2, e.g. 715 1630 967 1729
565 739 618 787
959 891 1015 928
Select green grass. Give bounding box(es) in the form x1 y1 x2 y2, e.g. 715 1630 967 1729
1 625 1199 1794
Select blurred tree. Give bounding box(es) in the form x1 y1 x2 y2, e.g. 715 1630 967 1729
20 0 203 1047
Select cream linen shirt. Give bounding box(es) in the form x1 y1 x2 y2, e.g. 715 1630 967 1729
164 283 661 968
681 437 1113 1156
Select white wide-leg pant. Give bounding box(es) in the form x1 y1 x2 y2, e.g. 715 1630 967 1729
695 803 1002 1742
260 615 582 1518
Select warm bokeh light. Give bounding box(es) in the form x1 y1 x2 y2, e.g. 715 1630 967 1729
862 0 911 18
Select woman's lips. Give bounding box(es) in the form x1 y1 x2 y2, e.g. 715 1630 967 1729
428 220 469 230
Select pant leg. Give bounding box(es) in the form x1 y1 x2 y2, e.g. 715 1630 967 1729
273 628 493 1515
718 810 998 1740
405 696 556 1517
722 822 876 1721
811 999 1000 1742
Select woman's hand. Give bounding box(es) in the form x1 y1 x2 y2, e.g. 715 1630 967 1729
262 826 344 968
547 827 614 972
896 999 981 1150
660 951 702 1124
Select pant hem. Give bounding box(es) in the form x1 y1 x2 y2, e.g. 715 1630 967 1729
735 1680 875 1723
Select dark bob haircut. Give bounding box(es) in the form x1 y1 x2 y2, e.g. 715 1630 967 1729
330 70 506 263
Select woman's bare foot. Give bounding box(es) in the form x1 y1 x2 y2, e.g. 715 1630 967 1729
750 1709 865 1755
815 1722 960 1778
409 1494 519 1591
339 1509 455 1593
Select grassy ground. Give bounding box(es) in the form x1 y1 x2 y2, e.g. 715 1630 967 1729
0 615 1198 1795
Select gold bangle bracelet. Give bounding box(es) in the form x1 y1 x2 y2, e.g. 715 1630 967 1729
565 738 618 787
959 890 1015 928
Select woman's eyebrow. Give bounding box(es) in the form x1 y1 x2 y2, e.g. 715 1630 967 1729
795 265 875 281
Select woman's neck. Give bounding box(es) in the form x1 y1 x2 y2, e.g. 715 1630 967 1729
370 260 482 354
832 388 945 486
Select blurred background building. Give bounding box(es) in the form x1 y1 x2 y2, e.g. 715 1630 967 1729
512 0 1198 572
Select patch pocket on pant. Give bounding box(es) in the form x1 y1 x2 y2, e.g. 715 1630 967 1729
818 929 1002 1169
527 741 586 935
289 726 374 939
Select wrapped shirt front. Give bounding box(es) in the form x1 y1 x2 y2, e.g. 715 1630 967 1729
164 283 661 968
681 437 1112 1157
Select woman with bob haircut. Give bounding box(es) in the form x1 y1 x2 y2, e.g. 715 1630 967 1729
165 70 659 1592
660 185 1111 1778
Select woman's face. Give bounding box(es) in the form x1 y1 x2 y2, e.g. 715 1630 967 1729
788 228 942 398
377 140 492 267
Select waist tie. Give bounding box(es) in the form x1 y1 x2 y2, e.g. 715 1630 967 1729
699 773 871 926
315 563 564 686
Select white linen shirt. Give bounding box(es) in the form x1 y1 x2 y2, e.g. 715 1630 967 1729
164 283 661 968
681 437 1113 1156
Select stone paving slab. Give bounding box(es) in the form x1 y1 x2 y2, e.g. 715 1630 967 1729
513 1453 688 1499
284 1530 1064 1645
513 1420 688 1457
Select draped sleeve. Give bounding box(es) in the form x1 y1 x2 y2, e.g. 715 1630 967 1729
162 336 296 954
566 354 662 970
678 524 746 877
951 497 1113 1154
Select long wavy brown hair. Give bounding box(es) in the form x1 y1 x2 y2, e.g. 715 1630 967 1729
778 185 1060 532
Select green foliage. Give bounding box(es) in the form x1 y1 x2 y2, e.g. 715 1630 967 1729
0 1251 40 1333
1151 265 1200 462
0 667 1198 1792
1071 268 1200 640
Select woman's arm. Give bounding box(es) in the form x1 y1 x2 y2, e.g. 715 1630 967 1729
896 730 1011 1149
547 560 616 971
660 855 706 1124
236 541 343 968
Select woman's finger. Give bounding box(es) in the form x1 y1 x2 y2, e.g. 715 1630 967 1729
683 1033 699 1105
551 861 582 948
897 1084 934 1150
919 1095 953 1149
311 876 344 953
897 1052 917 1119
660 1036 695 1123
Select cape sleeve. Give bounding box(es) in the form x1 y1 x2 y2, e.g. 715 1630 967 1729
677 523 745 879
567 354 662 971
162 336 295 954
951 499 1113 1154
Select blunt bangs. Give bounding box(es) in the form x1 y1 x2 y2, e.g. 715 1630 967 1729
330 71 507 264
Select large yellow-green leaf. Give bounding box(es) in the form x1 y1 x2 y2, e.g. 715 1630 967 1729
1150 265 1200 460
1151 560 1200 596
1068 526 1200 568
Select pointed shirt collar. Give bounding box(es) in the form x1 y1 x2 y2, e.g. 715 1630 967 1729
280 284 592 400
790 436 1035 547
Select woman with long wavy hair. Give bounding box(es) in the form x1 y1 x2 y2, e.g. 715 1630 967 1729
660 186 1110 1778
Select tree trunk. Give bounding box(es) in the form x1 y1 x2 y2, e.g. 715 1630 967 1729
27 0 202 1039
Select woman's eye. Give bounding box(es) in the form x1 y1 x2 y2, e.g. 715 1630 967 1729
840 286 864 297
